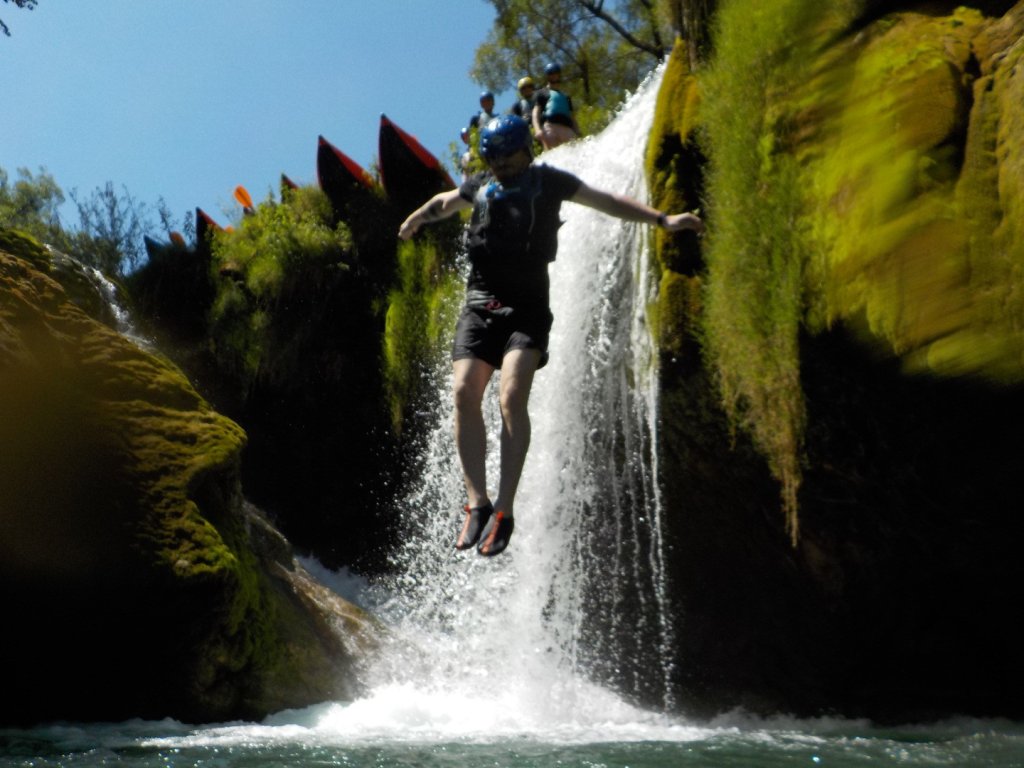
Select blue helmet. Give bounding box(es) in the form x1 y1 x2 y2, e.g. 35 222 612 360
479 115 531 160
544 62 562 75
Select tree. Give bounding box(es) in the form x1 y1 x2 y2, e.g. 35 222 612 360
1 0 38 37
470 0 712 134
472 0 661 135
68 182 151 276
0 166 69 249
1 166 157 277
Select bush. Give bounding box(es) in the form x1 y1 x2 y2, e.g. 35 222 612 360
208 186 353 388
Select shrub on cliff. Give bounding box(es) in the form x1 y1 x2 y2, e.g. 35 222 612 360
208 186 353 391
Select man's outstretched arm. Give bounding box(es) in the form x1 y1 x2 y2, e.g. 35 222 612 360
398 189 472 240
571 181 703 234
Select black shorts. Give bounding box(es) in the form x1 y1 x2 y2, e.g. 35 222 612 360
451 305 553 369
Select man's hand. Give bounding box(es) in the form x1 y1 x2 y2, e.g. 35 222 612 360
664 211 704 235
397 190 471 240
398 216 420 241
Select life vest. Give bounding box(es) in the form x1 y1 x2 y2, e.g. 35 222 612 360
542 89 572 121
466 166 561 265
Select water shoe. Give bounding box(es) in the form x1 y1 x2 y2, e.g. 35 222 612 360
477 511 514 557
456 502 494 549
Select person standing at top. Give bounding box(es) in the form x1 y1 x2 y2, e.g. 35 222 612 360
458 126 474 182
509 76 536 119
397 116 703 557
532 62 580 150
469 90 497 130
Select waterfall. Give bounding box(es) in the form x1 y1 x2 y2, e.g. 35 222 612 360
48 246 150 346
338 65 676 737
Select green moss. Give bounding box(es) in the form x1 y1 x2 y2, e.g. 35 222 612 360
646 39 699 188
698 0 855 543
646 40 702 277
800 7 1024 382
953 36 1024 381
650 270 702 357
4 245 370 718
0 227 50 269
805 11 984 345
89 335 281 701
383 237 462 431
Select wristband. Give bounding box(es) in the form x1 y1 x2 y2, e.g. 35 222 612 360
656 212 668 228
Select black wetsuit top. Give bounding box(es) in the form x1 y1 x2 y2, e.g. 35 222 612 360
458 164 582 312
510 96 535 119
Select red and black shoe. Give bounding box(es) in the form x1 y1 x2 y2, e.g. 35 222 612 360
455 502 493 550
477 511 514 557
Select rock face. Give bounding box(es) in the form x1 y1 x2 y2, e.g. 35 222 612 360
649 2 1024 721
0 242 377 726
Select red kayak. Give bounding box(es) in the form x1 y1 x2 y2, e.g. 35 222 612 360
281 173 299 195
378 114 454 216
317 135 377 221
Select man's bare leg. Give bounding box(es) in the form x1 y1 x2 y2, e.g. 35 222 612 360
493 348 542 518
452 356 495 508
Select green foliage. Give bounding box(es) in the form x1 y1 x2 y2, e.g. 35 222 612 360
383 237 463 431
472 0 671 135
0 166 68 249
68 181 151 275
699 0 859 543
448 125 486 183
208 186 353 387
1 165 171 278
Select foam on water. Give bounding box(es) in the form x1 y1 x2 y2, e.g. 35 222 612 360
137 692 712 749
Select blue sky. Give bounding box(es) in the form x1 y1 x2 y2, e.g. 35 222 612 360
0 1 503 234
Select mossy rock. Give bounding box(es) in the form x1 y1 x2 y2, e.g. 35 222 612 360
647 40 705 280
1 249 373 725
803 7 1024 382
0 227 50 270
651 270 702 359
687 0 1024 543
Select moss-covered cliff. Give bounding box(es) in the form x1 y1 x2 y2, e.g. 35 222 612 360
1 238 377 726
650 0 1024 721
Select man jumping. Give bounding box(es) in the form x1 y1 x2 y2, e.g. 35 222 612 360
398 115 703 556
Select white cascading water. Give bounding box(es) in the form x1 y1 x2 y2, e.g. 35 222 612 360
313 65 680 741
48 246 151 346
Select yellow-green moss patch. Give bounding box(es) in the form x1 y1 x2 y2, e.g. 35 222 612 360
383 237 463 430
